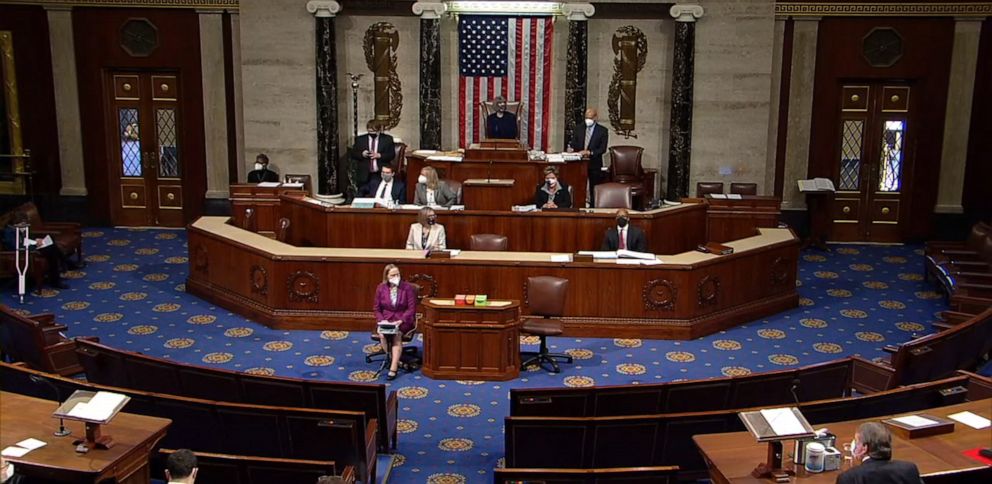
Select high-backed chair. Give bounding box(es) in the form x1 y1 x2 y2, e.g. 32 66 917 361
276 217 291 243
696 182 724 197
0 305 96 376
479 100 523 140
730 182 758 196
283 174 312 195
394 142 408 177
608 146 651 209
446 180 464 205
520 276 573 373
469 234 508 251
594 183 632 209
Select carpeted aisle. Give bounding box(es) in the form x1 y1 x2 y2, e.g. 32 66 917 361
5 228 947 484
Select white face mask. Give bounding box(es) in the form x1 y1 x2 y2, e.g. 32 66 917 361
388 276 400 286
584 118 595 127
418 175 428 184
546 178 557 186
254 163 264 171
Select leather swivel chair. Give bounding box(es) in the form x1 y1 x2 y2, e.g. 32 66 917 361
730 182 758 196
446 180 464 205
394 142 407 177
594 183 633 209
696 182 724 197
469 234 509 251
608 146 650 209
365 283 423 374
520 276 573 373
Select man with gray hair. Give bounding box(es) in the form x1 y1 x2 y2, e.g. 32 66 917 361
837 422 922 484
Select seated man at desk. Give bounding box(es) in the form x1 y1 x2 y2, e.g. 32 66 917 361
838 422 923 484
486 96 518 139
247 153 279 183
358 163 406 203
601 209 647 252
414 166 457 208
535 166 572 209
351 120 396 188
406 207 446 251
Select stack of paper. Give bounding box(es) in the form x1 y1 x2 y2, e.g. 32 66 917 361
947 411 990 429
760 408 808 436
426 155 463 162
890 415 939 428
1 438 46 458
67 391 127 421
577 250 618 260
257 181 281 187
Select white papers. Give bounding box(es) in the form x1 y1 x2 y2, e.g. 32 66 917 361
616 258 644 265
947 411 991 429
550 254 571 263
15 438 46 451
447 249 461 257
257 181 281 187
350 197 377 208
512 204 538 212
38 235 54 249
726 194 743 200
67 391 127 421
304 197 325 205
449 205 466 211
412 149 439 156
639 258 662 265
617 249 656 260
577 251 618 259
797 177 836 192
760 408 807 437
891 415 938 428
426 155 463 162
709 193 727 199
282 182 305 188
1 447 30 458
400 204 422 210
662 200 682 206
546 154 565 163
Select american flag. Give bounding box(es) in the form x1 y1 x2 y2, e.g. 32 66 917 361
458 15 554 151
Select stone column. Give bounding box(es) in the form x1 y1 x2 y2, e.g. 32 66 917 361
936 18 982 215
413 2 446 150
198 9 230 199
561 3 595 150
781 17 820 210
307 1 342 195
665 4 703 201
45 5 86 196
229 11 246 182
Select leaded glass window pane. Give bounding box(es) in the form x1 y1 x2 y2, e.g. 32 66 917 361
119 108 141 177
156 108 179 178
839 120 863 191
878 120 904 192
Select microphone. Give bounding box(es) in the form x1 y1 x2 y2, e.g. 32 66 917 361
790 378 801 405
29 374 71 437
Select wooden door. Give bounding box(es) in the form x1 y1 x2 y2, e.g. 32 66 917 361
106 71 185 227
831 83 913 242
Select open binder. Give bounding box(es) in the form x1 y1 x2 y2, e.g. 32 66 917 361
738 407 815 479
54 390 131 450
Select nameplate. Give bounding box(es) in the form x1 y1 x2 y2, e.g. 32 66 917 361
573 253 594 263
427 250 451 259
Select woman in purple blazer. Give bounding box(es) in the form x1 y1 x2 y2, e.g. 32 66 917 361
374 264 419 380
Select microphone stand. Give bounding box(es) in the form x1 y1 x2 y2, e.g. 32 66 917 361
487 159 494 183
30 374 71 437
790 378 801 405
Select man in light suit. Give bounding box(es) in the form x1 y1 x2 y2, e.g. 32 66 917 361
837 422 923 484
568 107 609 206
350 120 396 188
601 209 647 252
358 163 407 203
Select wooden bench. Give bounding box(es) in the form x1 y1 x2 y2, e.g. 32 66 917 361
494 465 679 483
74 338 398 453
0 304 96 376
1 362 377 484
854 307 992 392
926 224 992 302
511 357 853 417
504 374 973 477
157 449 355 484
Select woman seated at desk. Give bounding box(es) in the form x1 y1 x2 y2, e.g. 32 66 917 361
373 264 418 380
413 166 457 207
405 207 447 251
534 166 572 209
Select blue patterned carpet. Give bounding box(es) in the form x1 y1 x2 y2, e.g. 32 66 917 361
5 228 948 484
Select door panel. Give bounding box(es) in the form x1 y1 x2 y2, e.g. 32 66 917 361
831 82 912 242
107 71 185 227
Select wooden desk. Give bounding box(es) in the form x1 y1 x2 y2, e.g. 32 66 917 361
230 184 307 235
703 195 782 244
186 217 799 339
693 399 992 483
406 153 588 209
421 299 521 381
0 391 170 484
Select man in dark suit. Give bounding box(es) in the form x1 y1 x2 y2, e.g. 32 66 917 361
601 209 647 252
837 422 923 484
358 163 406 203
247 153 279 183
350 120 396 188
568 107 608 206
486 96 517 139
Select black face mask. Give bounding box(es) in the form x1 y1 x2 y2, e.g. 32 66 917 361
617 217 629 228
427 217 437 225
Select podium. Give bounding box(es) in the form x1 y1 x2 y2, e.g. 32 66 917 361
54 390 131 450
421 299 521 381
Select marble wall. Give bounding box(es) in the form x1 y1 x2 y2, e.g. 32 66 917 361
237 0 777 197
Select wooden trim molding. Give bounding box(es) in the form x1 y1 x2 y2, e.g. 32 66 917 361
776 2 992 18
0 0 238 9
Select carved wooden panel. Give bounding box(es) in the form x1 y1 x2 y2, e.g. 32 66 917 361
192 244 208 274
643 279 677 311
250 265 268 295
608 26 647 138
287 270 319 303
697 275 720 307
770 257 790 287
363 22 402 129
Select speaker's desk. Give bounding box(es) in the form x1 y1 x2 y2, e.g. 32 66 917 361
186 216 799 339
693 399 992 483
0 391 171 484
421 299 522 381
